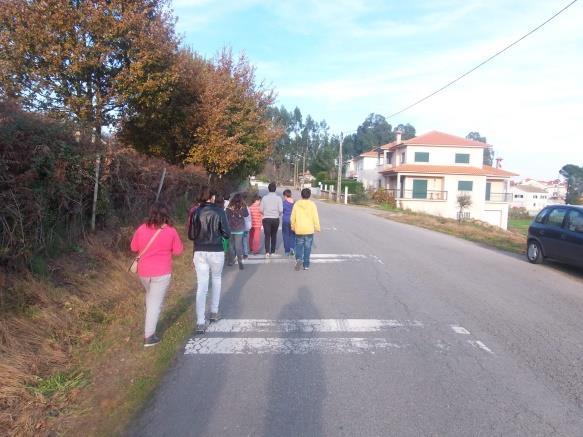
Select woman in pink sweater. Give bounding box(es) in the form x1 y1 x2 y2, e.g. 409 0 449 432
131 202 184 347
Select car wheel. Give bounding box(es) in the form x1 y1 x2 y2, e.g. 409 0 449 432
526 240 543 264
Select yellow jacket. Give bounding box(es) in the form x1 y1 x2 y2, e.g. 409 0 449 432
291 199 320 235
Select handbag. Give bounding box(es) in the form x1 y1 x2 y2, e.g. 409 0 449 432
129 226 165 274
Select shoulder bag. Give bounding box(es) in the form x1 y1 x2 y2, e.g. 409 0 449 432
129 225 165 274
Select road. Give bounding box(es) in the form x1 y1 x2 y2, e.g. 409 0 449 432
127 196 583 436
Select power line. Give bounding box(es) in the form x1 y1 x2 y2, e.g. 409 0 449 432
388 0 579 119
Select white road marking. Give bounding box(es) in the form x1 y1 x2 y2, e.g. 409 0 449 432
244 253 370 265
205 319 424 333
450 325 471 335
244 258 351 265
468 340 494 354
184 337 403 355
246 254 367 259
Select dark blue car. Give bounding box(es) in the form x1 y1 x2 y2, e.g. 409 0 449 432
527 205 583 268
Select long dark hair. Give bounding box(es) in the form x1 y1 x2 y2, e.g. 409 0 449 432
147 201 173 228
228 193 245 210
197 186 215 203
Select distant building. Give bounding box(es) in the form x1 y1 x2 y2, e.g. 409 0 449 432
350 130 517 229
510 184 550 215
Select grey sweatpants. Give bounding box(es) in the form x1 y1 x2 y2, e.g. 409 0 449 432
140 274 172 338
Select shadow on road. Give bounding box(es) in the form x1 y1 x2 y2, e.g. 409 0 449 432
263 286 326 437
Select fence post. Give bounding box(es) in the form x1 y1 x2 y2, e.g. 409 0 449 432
90 154 101 232
155 167 167 202
344 186 348 204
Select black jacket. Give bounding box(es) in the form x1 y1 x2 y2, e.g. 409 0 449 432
188 202 231 252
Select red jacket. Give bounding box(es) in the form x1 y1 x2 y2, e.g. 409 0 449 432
249 201 263 228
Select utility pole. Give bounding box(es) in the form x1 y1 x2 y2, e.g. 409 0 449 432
302 150 306 189
337 132 343 203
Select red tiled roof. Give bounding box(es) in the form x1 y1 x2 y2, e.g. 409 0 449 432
513 184 547 194
379 130 492 150
358 150 378 158
380 164 518 177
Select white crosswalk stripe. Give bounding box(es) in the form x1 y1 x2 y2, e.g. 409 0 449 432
184 319 494 355
185 337 403 355
205 318 424 333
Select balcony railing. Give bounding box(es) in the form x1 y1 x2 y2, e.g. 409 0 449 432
381 189 448 200
486 192 512 202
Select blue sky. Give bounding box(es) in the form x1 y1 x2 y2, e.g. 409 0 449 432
172 0 583 179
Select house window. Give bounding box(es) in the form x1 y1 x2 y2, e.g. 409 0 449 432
458 181 473 191
455 153 470 164
414 152 429 162
401 152 406 164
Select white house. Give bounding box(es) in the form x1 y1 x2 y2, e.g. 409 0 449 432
510 183 550 215
520 178 567 204
347 150 383 189
364 130 517 229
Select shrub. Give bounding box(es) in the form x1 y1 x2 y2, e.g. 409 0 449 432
509 207 531 219
370 189 396 208
0 101 205 272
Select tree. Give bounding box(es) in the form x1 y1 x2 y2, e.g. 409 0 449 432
184 50 280 179
457 194 472 223
0 0 178 139
466 131 494 166
559 164 583 204
343 113 393 158
395 123 416 140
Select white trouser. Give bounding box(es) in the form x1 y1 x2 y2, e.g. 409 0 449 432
194 251 225 325
140 274 172 338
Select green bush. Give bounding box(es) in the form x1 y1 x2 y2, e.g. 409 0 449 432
0 101 205 269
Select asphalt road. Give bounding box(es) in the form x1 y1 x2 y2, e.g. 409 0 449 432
127 195 583 437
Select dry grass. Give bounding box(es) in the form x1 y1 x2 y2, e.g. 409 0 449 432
374 210 527 254
0 226 195 436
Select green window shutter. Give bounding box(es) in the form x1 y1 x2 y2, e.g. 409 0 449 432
485 182 491 201
458 181 473 191
455 153 470 164
414 152 429 162
412 180 428 199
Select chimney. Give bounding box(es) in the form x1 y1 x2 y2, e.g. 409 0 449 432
395 129 403 144
495 157 503 168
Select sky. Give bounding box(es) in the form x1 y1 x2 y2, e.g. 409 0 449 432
171 0 583 180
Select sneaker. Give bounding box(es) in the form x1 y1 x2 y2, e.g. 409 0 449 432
265 253 271 258
144 334 161 347
210 312 221 323
290 249 295 256
195 324 206 334
303 266 310 271
295 260 302 271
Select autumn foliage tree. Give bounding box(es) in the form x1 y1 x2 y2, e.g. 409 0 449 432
0 0 178 139
120 49 280 178
185 50 280 178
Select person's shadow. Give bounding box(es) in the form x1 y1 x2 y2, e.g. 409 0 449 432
263 286 327 437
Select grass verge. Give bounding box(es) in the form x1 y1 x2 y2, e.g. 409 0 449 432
372 208 527 254
0 225 195 436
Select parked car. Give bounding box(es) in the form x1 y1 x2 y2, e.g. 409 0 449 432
526 205 583 268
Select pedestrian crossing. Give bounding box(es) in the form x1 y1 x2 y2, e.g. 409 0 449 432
184 319 494 356
243 253 374 265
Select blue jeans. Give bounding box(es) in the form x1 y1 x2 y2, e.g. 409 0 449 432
242 231 249 256
295 234 314 268
282 222 295 254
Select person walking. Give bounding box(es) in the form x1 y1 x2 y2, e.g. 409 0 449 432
248 194 263 255
188 187 231 334
282 189 296 256
260 182 283 256
225 193 249 270
291 188 320 271
131 202 184 347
